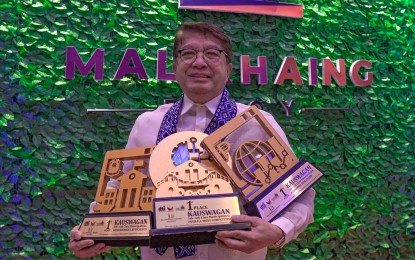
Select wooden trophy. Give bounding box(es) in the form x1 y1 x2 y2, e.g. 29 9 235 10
202 106 324 222
147 131 250 248
78 147 155 246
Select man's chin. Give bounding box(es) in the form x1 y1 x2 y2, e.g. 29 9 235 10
185 84 214 93
184 88 221 103
187 78 212 85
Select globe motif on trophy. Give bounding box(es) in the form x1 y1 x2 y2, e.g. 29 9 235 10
234 140 289 186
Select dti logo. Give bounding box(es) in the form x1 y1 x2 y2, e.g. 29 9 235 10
158 206 166 212
179 0 303 18
260 202 266 210
84 221 90 226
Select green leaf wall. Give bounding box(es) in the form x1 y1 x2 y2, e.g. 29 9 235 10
0 0 414 259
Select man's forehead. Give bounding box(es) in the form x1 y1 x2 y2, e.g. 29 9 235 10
179 31 222 47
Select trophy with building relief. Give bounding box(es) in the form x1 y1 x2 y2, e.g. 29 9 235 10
78 147 156 246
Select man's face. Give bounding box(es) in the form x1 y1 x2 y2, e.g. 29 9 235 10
173 31 232 104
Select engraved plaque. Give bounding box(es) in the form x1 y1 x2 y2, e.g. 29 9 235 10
79 212 152 246
153 194 240 229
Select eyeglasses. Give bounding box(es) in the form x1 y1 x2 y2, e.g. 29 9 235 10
177 48 228 64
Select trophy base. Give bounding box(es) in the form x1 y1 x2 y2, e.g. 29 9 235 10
85 236 150 247
149 222 251 248
244 159 324 222
79 211 153 247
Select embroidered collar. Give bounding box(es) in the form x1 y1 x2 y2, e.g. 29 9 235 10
156 88 237 144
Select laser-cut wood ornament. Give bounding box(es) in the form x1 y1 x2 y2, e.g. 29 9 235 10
202 106 298 201
149 131 233 197
78 147 156 247
93 147 156 213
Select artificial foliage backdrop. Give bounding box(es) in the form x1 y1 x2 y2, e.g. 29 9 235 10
1 0 414 259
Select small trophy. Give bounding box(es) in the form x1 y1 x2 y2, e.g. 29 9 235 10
78 147 156 246
147 131 250 248
202 106 324 222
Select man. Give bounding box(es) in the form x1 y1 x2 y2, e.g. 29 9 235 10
69 22 315 259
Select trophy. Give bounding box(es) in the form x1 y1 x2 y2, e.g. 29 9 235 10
201 106 324 222
147 131 250 248
78 105 322 247
78 147 156 246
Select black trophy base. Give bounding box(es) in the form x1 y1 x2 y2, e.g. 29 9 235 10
85 236 150 247
149 222 251 248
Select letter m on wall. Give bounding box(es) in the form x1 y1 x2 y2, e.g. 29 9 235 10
65 46 104 80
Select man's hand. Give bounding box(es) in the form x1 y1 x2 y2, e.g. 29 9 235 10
68 226 111 258
215 215 284 254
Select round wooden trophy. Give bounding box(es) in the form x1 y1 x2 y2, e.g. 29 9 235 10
148 131 250 248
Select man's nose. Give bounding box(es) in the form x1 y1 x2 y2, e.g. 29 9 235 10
192 52 207 67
